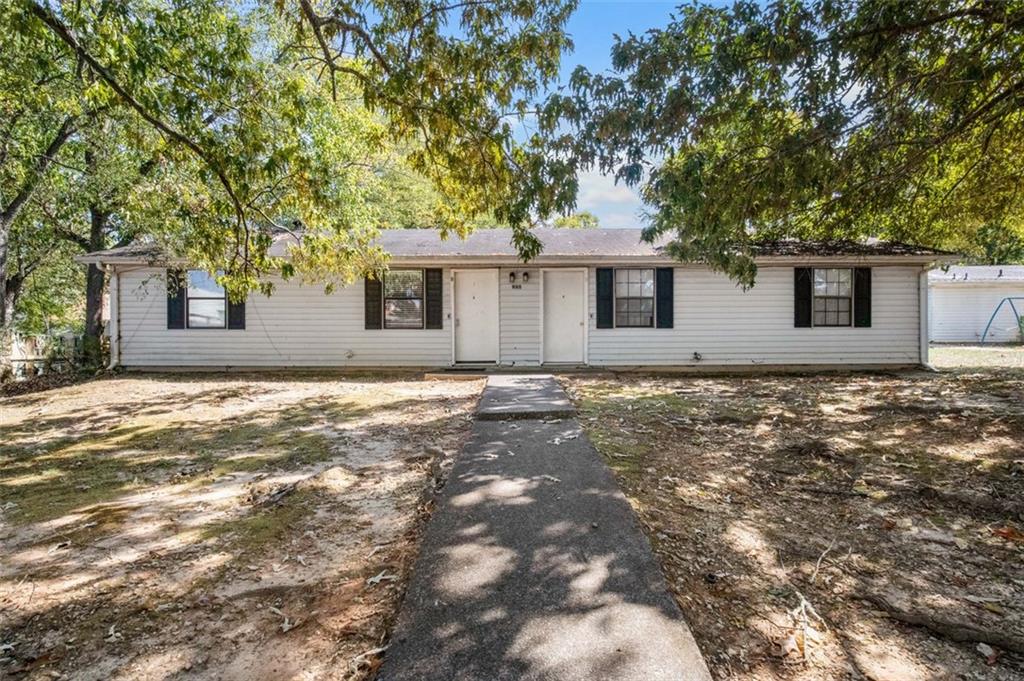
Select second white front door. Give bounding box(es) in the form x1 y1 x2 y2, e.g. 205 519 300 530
454 269 499 363
543 269 586 364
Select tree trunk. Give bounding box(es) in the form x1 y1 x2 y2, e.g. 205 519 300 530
82 206 109 367
0 216 13 381
0 215 9 331
0 276 20 383
82 264 106 366
0 115 77 372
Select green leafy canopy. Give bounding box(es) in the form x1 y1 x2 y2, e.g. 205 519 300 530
544 0 1024 285
5 0 579 303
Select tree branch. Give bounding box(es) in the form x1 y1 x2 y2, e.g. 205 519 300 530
1 115 77 227
820 3 1001 45
25 0 250 245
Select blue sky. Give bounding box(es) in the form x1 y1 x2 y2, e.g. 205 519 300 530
557 1 682 228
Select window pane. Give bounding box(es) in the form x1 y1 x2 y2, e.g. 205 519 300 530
385 299 423 328
385 270 423 298
814 270 827 295
812 268 853 326
187 270 224 297
188 299 225 328
614 270 655 327
814 268 853 296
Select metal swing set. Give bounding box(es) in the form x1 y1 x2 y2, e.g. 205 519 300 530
980 297 1024 343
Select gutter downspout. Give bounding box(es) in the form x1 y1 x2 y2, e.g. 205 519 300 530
107 264 121 369
919 266 930 368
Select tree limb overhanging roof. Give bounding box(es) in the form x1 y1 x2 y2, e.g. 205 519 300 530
77 228 954 265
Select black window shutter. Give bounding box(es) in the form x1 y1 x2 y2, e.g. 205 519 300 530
854 267 872 327
794 267 812 328
655 267 674 328
227 297 246 330
365 276 383 329
167 269 185 329
425 268 443 329
596 268 614 329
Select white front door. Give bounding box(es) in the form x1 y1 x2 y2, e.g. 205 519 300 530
454 269 499 363
543 269 586 364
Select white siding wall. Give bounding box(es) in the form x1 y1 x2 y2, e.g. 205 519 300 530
499 267 540 365
929 285 1024 343
117 268 452 367
588 265 923 366
115 264 925 368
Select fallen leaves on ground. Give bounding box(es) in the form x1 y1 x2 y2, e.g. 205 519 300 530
568 368 1024 681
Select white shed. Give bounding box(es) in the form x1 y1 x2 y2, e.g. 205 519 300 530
929 266 1024 343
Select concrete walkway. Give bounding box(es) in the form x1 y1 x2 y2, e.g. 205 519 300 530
380 375 711 681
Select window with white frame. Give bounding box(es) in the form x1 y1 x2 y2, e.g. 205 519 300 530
615 268 655 327
384 269 424 329
813 268 852 327
186 270 226 328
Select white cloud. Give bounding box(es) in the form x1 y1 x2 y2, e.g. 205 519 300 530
576 170 640 205
573 170 645 228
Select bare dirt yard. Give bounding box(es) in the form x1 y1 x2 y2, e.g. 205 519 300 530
930 345 1024 370
1 374 482 680
566 369 1024 681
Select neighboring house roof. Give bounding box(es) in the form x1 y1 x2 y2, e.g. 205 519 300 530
929 265 1024 284
80 240 165 261
77 228 953 265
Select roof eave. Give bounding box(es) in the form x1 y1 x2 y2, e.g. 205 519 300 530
74 254 185 266
389 253 956 266
81 252 955 267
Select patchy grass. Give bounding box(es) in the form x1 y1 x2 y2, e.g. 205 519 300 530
201 489 317 549
0 374 482 680
566 369 1024 681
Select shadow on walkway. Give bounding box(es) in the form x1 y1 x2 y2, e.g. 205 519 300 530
381 376 710 681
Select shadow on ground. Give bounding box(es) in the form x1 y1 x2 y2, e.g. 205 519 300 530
1 375 482 680
382 416 708 681
566 370 1024 680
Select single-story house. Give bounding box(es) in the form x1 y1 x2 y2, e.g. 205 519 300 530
929 265 1024 343
77 228 953 370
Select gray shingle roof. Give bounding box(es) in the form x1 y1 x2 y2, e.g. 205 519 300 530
366 228 670 257
80 240 165 261
928 265 1024 283
750 238 950 257
80 228 951 263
